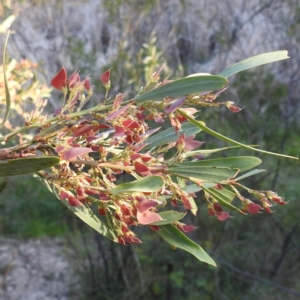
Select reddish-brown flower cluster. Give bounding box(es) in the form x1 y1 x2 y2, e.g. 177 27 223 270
43 66 287 245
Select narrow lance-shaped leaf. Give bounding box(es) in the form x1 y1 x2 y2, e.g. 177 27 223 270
144 122 201 150
208 187 236 203
235 169 266 181
0 157 60 177
168 166 238 183
1 30 11 127
218 51 289 78
63 200 117 241
134 75 227 101
41 179 117 241
156 224 216 266
184 145 256 158
178 110 298 160
202 186 243 213
173 156 262 172
110 176 164 194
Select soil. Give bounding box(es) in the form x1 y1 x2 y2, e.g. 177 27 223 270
0 238 78 300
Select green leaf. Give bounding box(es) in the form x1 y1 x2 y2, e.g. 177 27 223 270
156 224 216 266
185 146 249 158
0 156 60 177
178 110 298 160
110 176 164 194
235 169 266 181
202 186 243 213
144 122 201 150
40 179 117 241
62 199 117 241
150 211 186 225
0 177 6 193
168 166 238 183
209 187 236 203
173 156 262 172
176 176 198 215
218 51 289 78
134 75 227 101
1 30 11 128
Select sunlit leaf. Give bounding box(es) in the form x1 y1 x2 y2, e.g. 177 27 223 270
150 211 186 225
219 51 289 78
134 75 227 101
178 110 298 160
110 176 164 194
173 156 262 172
156 224 216 266
1 31 11 127
144 122 201 150
0 157 60 177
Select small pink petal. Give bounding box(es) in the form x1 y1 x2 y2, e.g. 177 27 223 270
184 136 203 151
61 147 93 161
228 105 243 113
83 78 91 91
135 199 161 213
216 211 231 221
247 203 263 214
177 224 197 233
105 103 132 121
113 93 125 110
165 97 186 114
56 145 65 153
182 196 192 210
51 67 67 90
137 209 162 225
100 69 110 84
69 72 81 88
134 161 150 175
68 197 82 206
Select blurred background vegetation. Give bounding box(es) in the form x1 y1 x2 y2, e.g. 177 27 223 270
0 0 300 299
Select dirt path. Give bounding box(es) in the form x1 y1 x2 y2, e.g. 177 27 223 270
0 238 78 300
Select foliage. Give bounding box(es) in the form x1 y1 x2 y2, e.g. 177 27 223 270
0 39 297 267
0 174 67 238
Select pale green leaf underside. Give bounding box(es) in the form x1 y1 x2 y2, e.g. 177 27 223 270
0 157 60 177
173 156 262 172
157 224 216 266
110 176 164 194
134 75 227 101
168 166 238 183
218 51 289 78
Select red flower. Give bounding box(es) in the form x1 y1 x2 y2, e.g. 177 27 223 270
137 209 162 225
51 67 67 90
100 69 111 84
247 202 263 214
